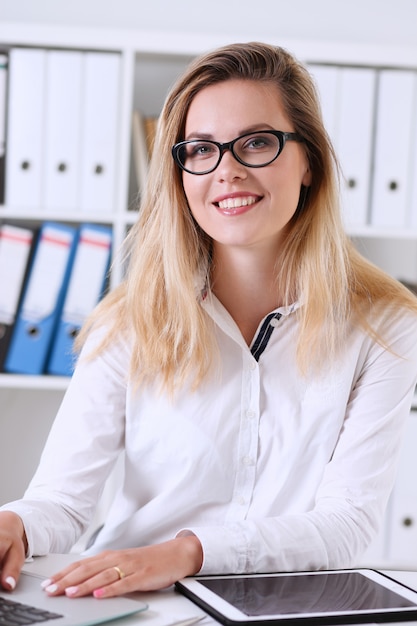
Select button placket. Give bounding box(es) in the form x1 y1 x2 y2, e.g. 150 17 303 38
226 355 261 521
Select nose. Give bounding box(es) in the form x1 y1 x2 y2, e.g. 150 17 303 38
215 148 247 181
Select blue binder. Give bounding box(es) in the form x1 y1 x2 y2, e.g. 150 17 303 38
4 222 78 375
46 223 112 376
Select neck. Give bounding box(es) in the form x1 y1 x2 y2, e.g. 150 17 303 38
210 244 283 345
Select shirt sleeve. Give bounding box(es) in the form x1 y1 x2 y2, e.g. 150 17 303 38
0 327 129 557
182 309 417 574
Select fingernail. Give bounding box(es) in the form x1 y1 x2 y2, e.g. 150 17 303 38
65 586 78 597
93 588 105 598
45 583 58 593
5 576 16 590
40 578 52 589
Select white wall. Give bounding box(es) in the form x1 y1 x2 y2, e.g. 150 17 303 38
1 0 417 47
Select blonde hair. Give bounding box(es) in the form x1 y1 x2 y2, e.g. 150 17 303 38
79 41 417 390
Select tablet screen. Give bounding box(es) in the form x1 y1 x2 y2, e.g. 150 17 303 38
198 571 416 617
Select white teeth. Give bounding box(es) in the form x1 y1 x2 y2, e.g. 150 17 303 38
218 196 257 210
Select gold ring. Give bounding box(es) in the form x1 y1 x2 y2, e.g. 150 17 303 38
113 566 125 580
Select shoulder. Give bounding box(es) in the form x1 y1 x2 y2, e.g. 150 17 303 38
375 303 417 334
76 320 133 371
366 304 417 362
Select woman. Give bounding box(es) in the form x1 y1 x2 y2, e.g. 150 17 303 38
1 41 417 598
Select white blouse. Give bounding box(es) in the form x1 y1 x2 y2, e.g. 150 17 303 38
3 293 417 574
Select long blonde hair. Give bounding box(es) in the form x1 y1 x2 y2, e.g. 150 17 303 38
79 42 417 389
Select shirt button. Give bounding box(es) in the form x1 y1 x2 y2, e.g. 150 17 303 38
236 496 246 505
246 409 256 419
270 317 280 327
248 361 256 370
242 456 255 466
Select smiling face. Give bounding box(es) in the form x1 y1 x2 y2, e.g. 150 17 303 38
182 79 311 257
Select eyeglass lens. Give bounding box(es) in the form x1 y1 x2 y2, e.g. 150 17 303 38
178 132 282 174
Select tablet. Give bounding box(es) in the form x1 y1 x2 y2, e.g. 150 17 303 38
176 569 417 626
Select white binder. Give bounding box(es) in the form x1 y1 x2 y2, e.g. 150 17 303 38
308 64 340 141
388 415 417 563
336 67 376 229
408 73 417 230
43 50 83 211
5 48 46 209
371 69 416 229
79 52 120 212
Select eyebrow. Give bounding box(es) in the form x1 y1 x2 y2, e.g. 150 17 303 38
184 123 275 142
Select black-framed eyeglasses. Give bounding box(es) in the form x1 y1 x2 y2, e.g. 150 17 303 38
171 130 304 175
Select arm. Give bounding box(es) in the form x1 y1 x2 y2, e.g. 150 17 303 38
36 310 417 597
42 535 203 597
191 310 417 574
0 327 129 557
4 310 417 594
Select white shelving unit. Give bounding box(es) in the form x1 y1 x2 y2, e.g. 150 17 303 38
1 22 417 565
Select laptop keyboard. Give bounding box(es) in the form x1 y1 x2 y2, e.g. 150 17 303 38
0 596 63 624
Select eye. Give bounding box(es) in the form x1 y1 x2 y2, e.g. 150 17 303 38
242 134 276 151
187 141 217 160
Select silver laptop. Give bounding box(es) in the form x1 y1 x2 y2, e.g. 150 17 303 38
0 568 148 625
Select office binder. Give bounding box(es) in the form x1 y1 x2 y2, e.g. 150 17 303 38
43 50 83 211
0 51 8 204
47 224 112 376
336 67 376 229
4 222 78 375
388 416 417 562
5 48 46 209
0 224 36 370
407 74 417 230
79 52 120 212
370 69 416 229
308 64 340 141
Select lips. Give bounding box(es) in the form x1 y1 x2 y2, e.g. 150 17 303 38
213 192 262 212
217 196 259 210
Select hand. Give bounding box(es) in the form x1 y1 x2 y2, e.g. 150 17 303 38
0 511 28 591
42 535 204 598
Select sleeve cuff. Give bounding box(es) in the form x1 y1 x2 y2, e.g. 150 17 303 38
176 524 249 575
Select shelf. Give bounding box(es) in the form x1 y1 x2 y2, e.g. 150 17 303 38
0 207 122 224
0 374 69 391
348 227 417 240
2 22 417 69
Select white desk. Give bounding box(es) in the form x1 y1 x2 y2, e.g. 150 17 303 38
22 554 417 626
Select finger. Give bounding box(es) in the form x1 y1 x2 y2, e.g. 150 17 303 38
41 555 106 594
93 563 185 598
65 566 126 598
44 562 123 598
92 568 155 599
0 543 26 591
0 511 27 591
93 579 130 599
40 559 85 595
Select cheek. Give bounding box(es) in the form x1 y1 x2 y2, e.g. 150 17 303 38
182 174 194 204
183 175 206 215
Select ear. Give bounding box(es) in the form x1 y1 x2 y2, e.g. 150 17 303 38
302 166 312 187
